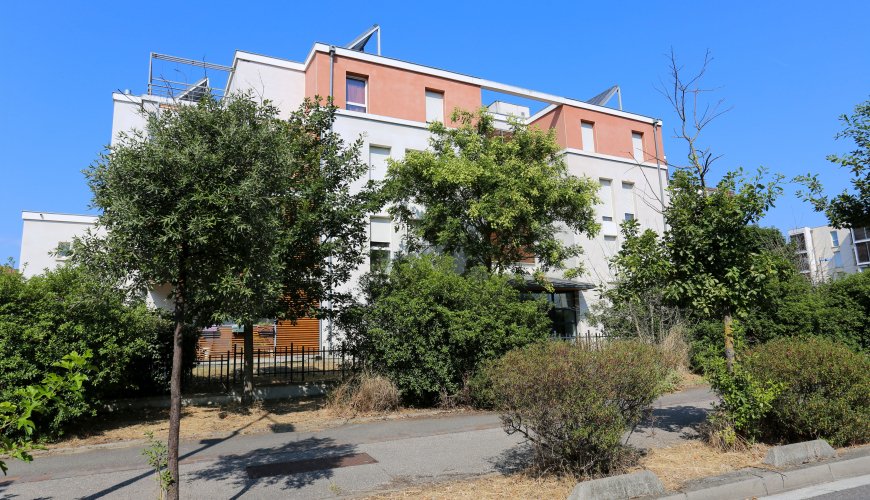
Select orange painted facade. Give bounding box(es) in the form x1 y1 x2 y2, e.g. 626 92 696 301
530 105 663 162
302 49 660 160
305 52 482 125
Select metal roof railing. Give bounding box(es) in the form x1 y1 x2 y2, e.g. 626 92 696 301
147 52 233 101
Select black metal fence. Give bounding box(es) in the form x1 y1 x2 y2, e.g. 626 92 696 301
184 344 361 392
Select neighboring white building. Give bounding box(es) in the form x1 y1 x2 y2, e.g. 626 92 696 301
788 224 868 282
21 27 669 342
19 211 99 278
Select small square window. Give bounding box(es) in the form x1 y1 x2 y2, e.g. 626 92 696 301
346 77 367 113
56 241 73 258
602 216 613 222
624 213 635 221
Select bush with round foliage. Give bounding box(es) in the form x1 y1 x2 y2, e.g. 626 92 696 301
744 337 869 446
487 340 669 476
357 255 551 405
0 265 192 437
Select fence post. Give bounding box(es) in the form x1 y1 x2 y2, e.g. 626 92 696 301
225 351 230 388
290 343 294 383
233 344 237 384
256 348 261 379
301 345 305 383
341 344 346 379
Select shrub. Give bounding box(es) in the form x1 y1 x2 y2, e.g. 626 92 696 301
0 265 188 437
704 358 784 449
744 337 870 446
352 255 551 405
487 341 669 476
328 373 400 415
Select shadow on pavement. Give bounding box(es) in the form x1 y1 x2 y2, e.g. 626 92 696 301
186 437 357 499
647 404 710 434
488 442 534 475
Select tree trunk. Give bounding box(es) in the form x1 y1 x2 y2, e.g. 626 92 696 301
723 311 735 373
242 322 254 406
166 278 185 500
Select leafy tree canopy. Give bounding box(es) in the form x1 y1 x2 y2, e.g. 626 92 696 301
385 109 599 276
797 99 870 228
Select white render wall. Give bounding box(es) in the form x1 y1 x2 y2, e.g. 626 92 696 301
562 150 668 287
226 55 306 118
19 212 99 278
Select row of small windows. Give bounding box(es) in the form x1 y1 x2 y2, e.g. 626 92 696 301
346 76 445 122
598 178 636 223
348 76 648 163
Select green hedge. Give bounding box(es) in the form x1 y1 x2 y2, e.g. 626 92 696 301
0 265 190 437
744 337 869 447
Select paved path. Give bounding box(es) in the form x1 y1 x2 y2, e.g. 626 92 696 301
0 387 716 499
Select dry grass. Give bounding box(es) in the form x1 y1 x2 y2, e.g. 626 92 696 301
365 441 769 497
43 397 461 452
329 373 400 416
636 441 769 490
366 473 576 499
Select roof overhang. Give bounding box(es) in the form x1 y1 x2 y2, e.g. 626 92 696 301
515 275 596 291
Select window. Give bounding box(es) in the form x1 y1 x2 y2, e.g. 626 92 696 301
523 291 577 340
581 121 595 152
797 254 811 273
370 242 391 271
425 90 444 122
830 231 840 247
369 146 390 181
832 252 843 268
857 241 870 265
599 179 613 222
346 77 367 112
854 226 870 242
791 233 807 252
621 182 635 222
56 241 72 258
632 132 644 162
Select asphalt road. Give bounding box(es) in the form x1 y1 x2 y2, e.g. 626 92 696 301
761 474 870 500
0 387 719 499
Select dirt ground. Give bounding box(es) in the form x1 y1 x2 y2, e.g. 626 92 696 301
48 397 463 450
366 441 769 498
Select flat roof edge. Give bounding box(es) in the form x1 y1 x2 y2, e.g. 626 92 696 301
22 211 98 223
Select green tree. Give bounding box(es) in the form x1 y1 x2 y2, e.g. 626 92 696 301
385 109 599 276
1 351 92 475
664 168 785 370
81 93 374 498
797 99 870 228
350 254 551 404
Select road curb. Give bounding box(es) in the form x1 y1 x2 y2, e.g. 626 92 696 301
763 439 837 467
654 445 870 500
569 470 665 500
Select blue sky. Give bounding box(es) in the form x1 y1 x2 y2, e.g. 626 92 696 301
2 1 868 265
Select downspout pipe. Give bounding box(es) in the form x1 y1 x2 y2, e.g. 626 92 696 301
326 45 336 346
329 45 336 101
652 119 666 231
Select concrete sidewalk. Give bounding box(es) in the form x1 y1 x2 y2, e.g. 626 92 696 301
0 387 717 499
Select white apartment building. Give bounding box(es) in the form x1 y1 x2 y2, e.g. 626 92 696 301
20 26 668 344
788 224 869 282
